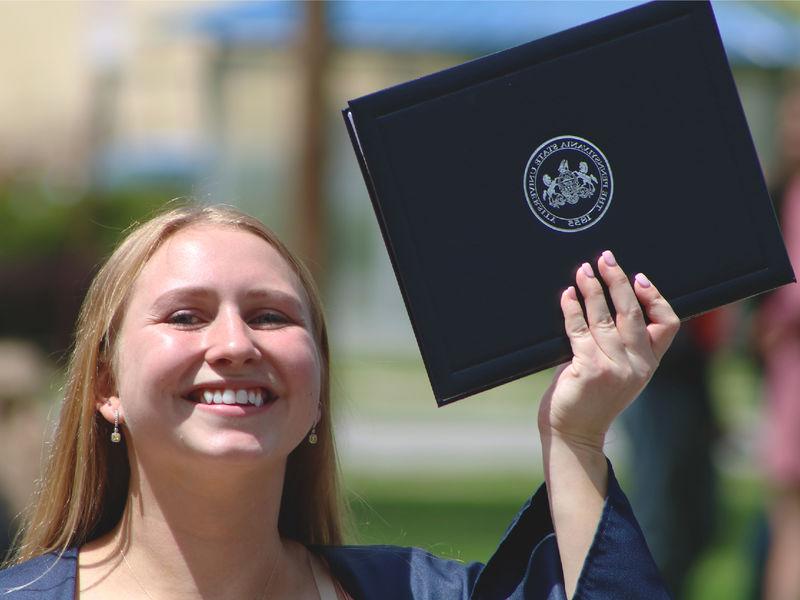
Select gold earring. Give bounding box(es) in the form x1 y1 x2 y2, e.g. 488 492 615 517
308 424 318 445
111 408 122 443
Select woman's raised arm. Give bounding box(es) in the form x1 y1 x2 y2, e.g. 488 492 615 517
538 250 680 598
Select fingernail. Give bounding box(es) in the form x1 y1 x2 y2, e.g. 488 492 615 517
602 250 617 266
581 263 595 278
635 273 651 287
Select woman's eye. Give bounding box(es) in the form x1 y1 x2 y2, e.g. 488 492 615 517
251 312 289 326
167 311 202 327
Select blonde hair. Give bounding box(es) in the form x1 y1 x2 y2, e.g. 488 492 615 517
11 204 344 563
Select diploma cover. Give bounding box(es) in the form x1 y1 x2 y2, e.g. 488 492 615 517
342 0 795 405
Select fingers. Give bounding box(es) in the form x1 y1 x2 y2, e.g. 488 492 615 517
595 250 651 359
564 251 679 368
574 261 626 363
632 272 681 361
560 285 595 358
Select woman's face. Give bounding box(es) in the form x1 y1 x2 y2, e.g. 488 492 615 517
110 224 321 468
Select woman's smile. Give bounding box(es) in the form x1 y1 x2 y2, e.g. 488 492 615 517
183 382 279 416
189 387 271 407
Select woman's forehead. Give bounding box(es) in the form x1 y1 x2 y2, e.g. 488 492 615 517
132 224 307 301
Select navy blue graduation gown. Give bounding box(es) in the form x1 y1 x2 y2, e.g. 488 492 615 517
0 463 669 599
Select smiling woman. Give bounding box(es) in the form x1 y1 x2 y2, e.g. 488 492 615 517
0 204 679 599
4 206 342 599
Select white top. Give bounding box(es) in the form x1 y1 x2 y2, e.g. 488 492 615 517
309 552 349 600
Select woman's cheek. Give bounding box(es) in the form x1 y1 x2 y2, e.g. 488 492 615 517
282 332 322 396
117 330 191 403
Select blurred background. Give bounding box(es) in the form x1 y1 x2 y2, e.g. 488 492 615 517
1 1 800 598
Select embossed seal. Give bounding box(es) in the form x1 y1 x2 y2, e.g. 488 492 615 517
523 135 613 232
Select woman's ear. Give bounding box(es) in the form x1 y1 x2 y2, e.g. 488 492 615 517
96 400 122 426
95 365 123 425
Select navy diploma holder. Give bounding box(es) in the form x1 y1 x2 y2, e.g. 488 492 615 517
343 0 795 405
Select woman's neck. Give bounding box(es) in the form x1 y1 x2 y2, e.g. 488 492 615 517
131 453 283 547
79 455 313 600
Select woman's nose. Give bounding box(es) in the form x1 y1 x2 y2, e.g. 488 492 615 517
204 311 261 367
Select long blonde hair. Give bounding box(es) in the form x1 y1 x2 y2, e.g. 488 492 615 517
11 204 344 563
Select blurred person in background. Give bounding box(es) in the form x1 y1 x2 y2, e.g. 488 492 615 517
757 81 800 600
622 311 725 599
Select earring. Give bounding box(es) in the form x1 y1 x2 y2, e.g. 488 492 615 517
308 424 318 445
111 408 122 443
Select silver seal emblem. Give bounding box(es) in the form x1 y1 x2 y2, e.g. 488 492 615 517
523 135 613 232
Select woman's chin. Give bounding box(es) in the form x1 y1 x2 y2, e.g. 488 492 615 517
162 432 291 470
127 421 303 472
189 438 283 465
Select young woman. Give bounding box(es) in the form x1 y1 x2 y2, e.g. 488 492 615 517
0 205 678 599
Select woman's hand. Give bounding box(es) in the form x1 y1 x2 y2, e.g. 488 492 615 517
538 250 680 450
538 250 679 598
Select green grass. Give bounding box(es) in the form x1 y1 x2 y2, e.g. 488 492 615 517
348 497 521 562
344 472 541 563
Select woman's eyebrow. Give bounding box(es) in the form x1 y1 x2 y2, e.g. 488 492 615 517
149 286 216 311
149 287 305 312
243 289 305 312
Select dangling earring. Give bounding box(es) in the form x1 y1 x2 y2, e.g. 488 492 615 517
111 408 122 443
308 424 318 445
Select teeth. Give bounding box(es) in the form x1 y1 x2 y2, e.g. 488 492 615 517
195 388 270 407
